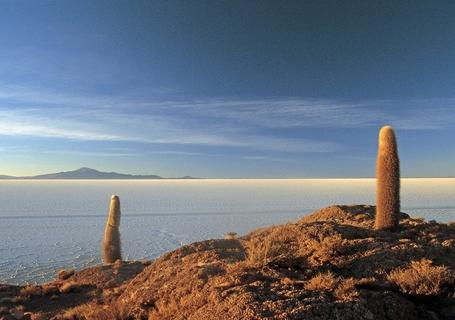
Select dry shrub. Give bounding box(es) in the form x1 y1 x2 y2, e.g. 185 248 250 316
246 236 273 265
59 282 80 294
305 272 359 301
334 278 358 301
309 233 347 264
246 222 351 267
224 232 237 240
62 302 131 320
246 226 298 265
148 292 208 320
196 262 225 282
58 269 75 281
20 285 45 297
387 258 453 296
304 271 339 291
148 299 180 320
21 283 59 296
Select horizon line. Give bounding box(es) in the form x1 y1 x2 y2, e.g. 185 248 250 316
1 177 454 180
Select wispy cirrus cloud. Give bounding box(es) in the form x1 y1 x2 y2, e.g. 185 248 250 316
150 98 455 130
0 107 341 152
43 150 140 157
241 155 295 163
0 85 454 154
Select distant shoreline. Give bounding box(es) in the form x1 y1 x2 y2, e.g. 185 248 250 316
1 168 453 180
0 177 453 180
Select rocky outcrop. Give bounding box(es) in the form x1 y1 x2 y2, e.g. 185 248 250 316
2 205 455 319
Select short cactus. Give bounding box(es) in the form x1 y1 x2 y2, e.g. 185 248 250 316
375 126 401 231
102 195 122 263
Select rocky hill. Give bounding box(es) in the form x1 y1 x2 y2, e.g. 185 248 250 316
2 205 455 320
0 168 197 180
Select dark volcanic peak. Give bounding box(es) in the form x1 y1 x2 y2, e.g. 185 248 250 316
76 167 99 173
28 167 163 179
0 168 197 179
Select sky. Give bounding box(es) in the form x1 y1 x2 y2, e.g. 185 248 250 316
1 0 455 178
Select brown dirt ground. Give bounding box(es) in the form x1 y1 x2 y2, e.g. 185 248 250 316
2 205 455 320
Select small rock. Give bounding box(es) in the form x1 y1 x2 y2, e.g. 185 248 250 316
57 269 75 281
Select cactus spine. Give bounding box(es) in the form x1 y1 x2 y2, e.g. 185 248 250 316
375 126 400 230
102 195 122 263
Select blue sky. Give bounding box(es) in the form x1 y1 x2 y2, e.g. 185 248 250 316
1 1 455 178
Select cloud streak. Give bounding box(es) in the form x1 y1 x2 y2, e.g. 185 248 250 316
1 86 454 154
43 150 140 157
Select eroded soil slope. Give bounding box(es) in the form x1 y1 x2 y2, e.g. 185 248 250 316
2 205 455 320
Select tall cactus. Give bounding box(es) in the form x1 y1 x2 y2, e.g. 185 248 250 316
375 125 401 230
102 195 122 263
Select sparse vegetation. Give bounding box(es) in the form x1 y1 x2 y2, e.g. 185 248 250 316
245 224 299 265
3 205 455 319
334 277 358 301
224 232 237 240
304 271 339 291
57 269 75 281
388 258 454 296
375 125 401 231
58 281 80 294
61 301 131 320
304 271 358 300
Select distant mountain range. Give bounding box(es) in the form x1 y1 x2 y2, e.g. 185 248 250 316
0 167 197 180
